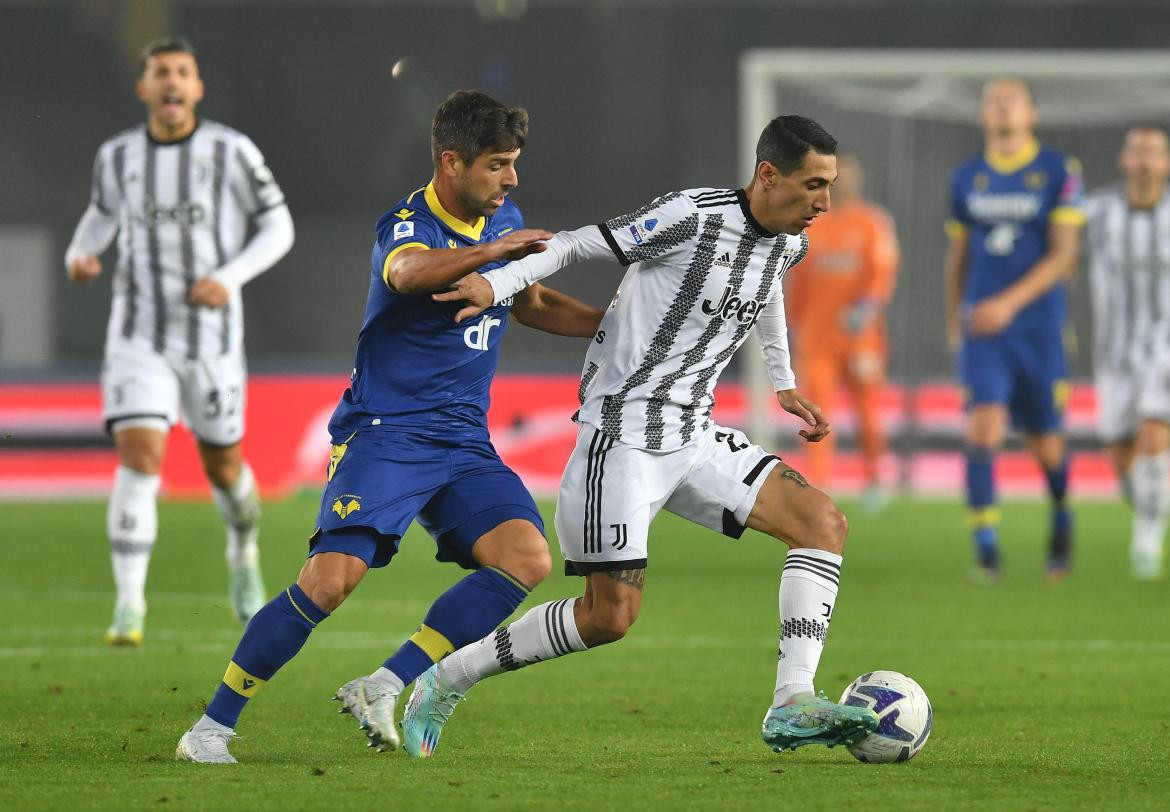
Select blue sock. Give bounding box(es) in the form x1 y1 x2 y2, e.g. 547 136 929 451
966 447 999 560
205 583 329 728
382 566 530 685
1043 457 1071 532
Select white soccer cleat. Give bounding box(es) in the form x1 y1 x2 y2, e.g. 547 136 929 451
334 676 401 752
1131 548 1165 581
105 603 145 647
175 724 237 764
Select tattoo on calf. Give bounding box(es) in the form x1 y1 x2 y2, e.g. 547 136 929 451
780 466 809 488
604 568 646 590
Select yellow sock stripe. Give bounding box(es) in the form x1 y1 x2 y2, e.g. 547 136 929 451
966 507 1002 529
486 566 531 593
222 661 267 699
285 587 318 627
409 624 455 663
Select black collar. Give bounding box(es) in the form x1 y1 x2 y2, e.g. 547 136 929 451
736 188 779 238
145 119 200 146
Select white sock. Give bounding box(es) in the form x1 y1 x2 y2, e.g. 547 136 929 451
212 463 260 571
369 666 407 694
438 599 587 694
774 548 842 707
107 466 161 611
193 713 234 735
1130 452 1170 564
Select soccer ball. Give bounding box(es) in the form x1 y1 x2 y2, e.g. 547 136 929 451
838 670 932 763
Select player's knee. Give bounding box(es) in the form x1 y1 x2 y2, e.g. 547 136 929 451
298 566 360 613
118 442 164 475
794 500 848 555
479 528 552 589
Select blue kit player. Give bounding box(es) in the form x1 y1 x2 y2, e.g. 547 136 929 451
944 78 1085 582
176 90 603 763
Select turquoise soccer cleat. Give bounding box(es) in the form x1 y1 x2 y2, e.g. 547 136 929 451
401 664 465 758
761 691 879 752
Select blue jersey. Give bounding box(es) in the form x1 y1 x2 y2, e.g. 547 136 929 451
328 182 524 441
947 141 1085 335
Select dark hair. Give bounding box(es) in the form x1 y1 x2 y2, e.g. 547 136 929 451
138 37 197 76
755 115 837 175
431 90 528 168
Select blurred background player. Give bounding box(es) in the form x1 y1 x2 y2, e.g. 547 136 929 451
1085 126 1170 580
64 38 294 645
944 78 1084 582
176 90 603 763
786 154 899 508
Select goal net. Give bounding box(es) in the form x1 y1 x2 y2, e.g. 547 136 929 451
738 49 1170 459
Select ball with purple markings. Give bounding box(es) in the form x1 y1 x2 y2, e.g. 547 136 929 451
839 670 932 763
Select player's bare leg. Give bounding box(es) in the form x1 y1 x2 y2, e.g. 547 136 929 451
966 404 1008 582
1105 440 1137 505
847 352 889 513
745 462 876 750
1127 419 1170 579
1024 431 1073 579
106 425 167 645
199 440 266 622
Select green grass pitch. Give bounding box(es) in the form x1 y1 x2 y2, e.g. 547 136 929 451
1 494 1167 810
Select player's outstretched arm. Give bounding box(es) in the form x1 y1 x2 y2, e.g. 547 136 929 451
432 224 615 322
967 222 1081 337
386 228 552 295
778 389 831 443
510 283 604 338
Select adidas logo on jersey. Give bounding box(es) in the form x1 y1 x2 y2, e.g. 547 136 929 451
713 251 733 268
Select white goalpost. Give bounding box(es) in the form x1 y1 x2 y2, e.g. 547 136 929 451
738 49 1170 461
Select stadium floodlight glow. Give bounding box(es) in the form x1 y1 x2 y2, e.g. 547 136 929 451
738 49 1170 449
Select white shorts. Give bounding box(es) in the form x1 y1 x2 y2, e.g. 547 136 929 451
1096 365 1170 444
554 421 782 574
101 338 248 446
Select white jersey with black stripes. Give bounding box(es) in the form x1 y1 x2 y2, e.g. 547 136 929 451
1084 183 1170 376
65 120 291 361
578 188 807 451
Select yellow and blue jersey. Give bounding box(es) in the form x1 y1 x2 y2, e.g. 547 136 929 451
947 140 1085 336
328 182 524 441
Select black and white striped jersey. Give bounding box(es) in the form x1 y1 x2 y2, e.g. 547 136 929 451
65 120 290 360
1084 184 1170 374
579 188 807 451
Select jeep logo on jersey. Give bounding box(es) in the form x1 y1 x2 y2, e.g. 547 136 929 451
701 285 766 326
141 198 205 227
464 314 501 351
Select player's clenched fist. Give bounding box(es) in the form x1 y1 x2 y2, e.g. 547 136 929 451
189 277 231 308
494 228 553 261
68 254 102 284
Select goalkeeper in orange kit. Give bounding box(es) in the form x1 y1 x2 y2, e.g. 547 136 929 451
786 154 899 506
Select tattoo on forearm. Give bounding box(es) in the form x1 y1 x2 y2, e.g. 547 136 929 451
780 466 809 488
604 568 646 590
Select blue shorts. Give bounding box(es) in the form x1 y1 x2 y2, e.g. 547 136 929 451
309 427 544 570
959 327 1068 433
